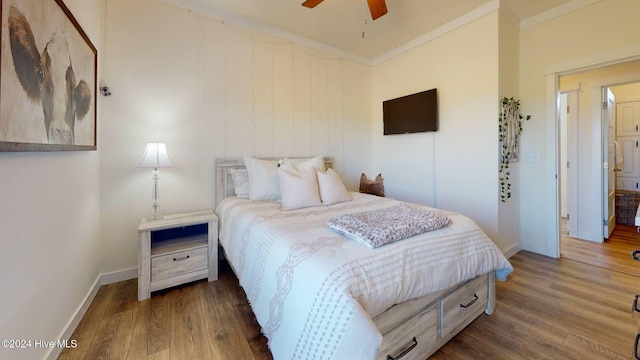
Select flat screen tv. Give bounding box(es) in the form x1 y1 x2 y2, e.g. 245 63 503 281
383 88 438 135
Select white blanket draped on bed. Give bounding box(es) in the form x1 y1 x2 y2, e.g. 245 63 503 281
216 193 513 360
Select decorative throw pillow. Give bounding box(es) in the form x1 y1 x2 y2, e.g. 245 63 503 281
359 173 385 197
282 156 325 171
229 168 249 198
277 167 322 210
243 157 280 201
316 168 352 206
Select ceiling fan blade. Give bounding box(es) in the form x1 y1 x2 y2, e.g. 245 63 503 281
367 0 387 20
302 0 324 8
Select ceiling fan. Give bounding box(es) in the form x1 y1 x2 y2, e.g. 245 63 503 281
302 0 388 20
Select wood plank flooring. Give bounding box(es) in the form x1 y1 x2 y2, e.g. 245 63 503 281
59 252 639 359
561 222 640 276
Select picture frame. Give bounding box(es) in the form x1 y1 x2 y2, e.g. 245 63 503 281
0 0 97 152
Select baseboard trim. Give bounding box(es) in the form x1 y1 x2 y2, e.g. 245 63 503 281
101 267 138 285
45 267 138 360
503 243 522 259
45 276 101 360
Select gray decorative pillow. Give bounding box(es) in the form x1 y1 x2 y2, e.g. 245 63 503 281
230 168 249 198
359 173 385 197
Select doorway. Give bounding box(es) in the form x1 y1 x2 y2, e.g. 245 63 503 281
557 74 640 271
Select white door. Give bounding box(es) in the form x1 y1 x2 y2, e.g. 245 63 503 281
604 88 616 239
615 101 640 136
618 137 639 177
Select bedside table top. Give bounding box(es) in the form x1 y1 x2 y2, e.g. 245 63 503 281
138 210 217 232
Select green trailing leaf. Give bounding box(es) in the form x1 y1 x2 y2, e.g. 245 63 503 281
499 96 531 203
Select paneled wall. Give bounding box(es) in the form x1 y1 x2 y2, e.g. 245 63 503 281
372 12 501 245
99 0 372 273
197 19 354 158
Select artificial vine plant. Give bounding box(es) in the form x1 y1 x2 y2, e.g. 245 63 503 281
499 97 531 203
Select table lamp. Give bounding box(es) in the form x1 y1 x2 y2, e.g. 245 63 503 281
138 142 173 220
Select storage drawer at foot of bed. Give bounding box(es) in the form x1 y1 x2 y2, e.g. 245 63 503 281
376 306 437 360
440 274 488 338
151 246 208 282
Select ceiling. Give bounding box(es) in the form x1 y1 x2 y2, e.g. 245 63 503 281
169 0 575 61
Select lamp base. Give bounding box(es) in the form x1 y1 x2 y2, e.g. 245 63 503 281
148 169 163 221
145 214 164 222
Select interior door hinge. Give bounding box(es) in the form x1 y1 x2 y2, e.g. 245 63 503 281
602 101 608 110
566 105 570 113
567 214 570 220
603 219 608 226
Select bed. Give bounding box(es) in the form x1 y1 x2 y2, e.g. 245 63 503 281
214 156 513 360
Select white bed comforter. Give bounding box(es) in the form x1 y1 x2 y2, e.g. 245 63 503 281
216 193 513 360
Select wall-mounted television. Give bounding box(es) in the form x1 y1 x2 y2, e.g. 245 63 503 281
383 88 438 135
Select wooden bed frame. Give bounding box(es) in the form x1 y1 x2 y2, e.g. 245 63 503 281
215 157 497 360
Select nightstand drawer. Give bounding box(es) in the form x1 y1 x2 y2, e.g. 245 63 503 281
151 246 208 281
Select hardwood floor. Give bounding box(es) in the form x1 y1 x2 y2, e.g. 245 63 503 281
59 252 639 359
561 221 640 276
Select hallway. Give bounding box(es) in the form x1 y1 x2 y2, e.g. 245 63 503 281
561 220 640 276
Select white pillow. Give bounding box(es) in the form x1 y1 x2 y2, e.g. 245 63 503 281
243 157 280 201
282 156 325 171
229 168 249 198
316 168 353 206
278 167 322 210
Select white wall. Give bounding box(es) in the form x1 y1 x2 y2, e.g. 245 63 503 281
611 82 640 102
372 12 503 245
99 0 372 274
520 0 640 254
0 1 104 359
497 10 522 256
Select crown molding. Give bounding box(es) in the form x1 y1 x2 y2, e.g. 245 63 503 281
159 0 601 68
161 0 373 65
520 0 601 29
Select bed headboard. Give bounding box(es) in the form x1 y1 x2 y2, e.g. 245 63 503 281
215 156 335 206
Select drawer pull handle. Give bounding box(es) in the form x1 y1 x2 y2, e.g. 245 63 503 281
387 337 417 360
634 333 640 359
173 255 191 262
633 295 640 314
633 250 640 261
460 294 479 308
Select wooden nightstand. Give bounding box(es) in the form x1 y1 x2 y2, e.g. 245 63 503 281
137 210 218 301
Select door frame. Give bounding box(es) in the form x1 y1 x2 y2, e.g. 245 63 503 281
560 90 579 238
603 87 616 239
546 67 640 258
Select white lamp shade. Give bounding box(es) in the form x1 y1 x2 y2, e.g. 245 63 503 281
137 142 173 168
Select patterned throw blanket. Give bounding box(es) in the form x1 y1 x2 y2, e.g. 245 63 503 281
327 203 452 248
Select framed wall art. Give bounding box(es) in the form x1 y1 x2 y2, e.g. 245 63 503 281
0 0 97 151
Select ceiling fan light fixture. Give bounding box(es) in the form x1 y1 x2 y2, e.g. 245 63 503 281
367 0 387 20
301 0 323 8
301 0 388 20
